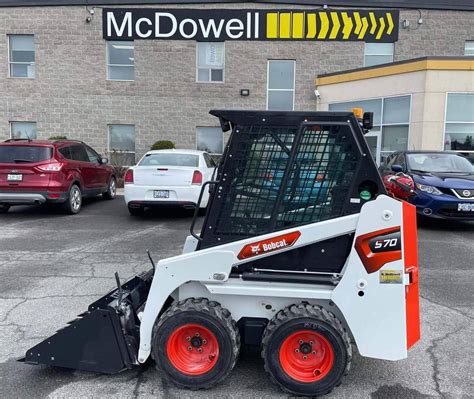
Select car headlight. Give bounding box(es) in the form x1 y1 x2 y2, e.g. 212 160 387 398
416 183 443 195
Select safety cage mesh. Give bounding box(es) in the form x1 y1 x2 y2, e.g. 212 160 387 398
206 122 360 244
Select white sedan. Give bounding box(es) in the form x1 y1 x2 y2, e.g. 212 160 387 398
124 149 217 215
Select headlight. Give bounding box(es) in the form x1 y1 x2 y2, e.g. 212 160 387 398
416 183 443 195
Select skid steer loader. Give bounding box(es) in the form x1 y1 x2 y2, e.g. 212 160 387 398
21 110 420 396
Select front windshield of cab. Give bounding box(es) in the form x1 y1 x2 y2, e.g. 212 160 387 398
407 153 474 173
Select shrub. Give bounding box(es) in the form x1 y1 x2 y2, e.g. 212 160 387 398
48 135 68 140
150 140 175 151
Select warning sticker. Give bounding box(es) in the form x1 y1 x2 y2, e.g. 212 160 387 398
380 270 403 284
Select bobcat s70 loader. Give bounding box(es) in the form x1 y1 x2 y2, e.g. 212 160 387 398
21 110 420 396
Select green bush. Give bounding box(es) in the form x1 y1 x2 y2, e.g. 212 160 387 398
150 140 175 151
48 135 68 140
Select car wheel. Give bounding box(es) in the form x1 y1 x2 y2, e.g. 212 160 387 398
64 184 82 215
0 205 10 214
128 205 144 216
103 177 117 200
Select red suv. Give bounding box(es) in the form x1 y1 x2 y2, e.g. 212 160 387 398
0 139 116 214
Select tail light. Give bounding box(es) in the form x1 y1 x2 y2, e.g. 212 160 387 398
124 169 134 184
192 170 203 185
315 173 325 182
36 162 63 172
263 172 274 181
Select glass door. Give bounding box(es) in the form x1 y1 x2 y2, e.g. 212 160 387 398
364 129 381 165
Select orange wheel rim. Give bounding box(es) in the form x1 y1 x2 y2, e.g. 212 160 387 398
279 330 334 383
167 323 219 375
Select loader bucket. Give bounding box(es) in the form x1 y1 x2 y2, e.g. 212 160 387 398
19 270 153 374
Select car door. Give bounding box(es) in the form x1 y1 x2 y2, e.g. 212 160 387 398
85 145 108 190
70 145 98 191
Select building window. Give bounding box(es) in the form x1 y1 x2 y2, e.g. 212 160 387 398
267 60 295 111
107 41 134 81
8 35 35 78
197 127 224 154
108 124 136 165
329 95 411 163
364 43 394 67
197 42 224 83
10 122 37 139
465 41 474 56
444 93 474 151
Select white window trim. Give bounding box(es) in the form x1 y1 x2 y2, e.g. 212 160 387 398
196 42 225 84
196 126 224 154
443 92 474 152
107 124 136 165
9 121 37 139
266 60 296 111
8 34 35 79
106 41 135 82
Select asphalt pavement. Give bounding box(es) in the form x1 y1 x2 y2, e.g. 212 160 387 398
0 195 472 398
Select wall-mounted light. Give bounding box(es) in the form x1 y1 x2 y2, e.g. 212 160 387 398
86 6 95 23
240 89 250 97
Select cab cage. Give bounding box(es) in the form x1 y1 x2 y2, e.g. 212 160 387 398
198 111 386 249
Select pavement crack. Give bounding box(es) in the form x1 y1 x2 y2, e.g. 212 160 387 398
0 298 28 323
421 295 474 321
426 325 466 398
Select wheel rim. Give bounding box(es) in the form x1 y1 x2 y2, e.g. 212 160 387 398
71 187 81 211
279 330 334 383
167 323 219 375
110 179 116 197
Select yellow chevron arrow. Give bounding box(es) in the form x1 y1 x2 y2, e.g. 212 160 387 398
358 16 368 39
306 13 317 39
318 12 329 39
386 13 394 35
329 12 341 39
354 12 362 34
369 12 377 35
376 16 386 40
341 12 353 39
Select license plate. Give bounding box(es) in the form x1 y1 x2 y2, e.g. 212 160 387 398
154 190 169 199
7 174 22 182
458 203 474 212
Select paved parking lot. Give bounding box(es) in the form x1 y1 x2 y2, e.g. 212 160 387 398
0 195 473 398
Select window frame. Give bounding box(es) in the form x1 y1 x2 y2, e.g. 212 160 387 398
266 59 296 111
363 43 394 67
464 41 474 56
107 124 136 166
8 34 35 79
196 42 225 84
196 126 224 155
9 121 37 139
443 91 474 152
328 94 412 162
106 40 135 82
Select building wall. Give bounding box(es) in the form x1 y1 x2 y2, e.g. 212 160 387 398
0 4 473 159
317 68 474 152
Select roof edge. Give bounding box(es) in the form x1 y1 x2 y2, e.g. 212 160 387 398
315 56 474 86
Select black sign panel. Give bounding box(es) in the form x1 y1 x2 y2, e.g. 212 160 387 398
103 8 399 43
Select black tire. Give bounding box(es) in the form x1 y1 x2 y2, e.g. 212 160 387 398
128 205 144 216
103 176 117 200
151 297 240 390
63 184 82 215
0 205 10 214
262 303 352 397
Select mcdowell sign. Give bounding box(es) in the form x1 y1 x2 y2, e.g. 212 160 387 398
103 9 399 43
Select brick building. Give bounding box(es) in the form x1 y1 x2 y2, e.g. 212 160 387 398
0 1 473 165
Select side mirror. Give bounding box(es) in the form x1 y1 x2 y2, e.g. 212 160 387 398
100 157 109 165
362 112 373 131
391 164 403 173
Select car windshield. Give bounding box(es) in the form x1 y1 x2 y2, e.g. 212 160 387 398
139 153 199 167
407 153 474 173
0 145 53 163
